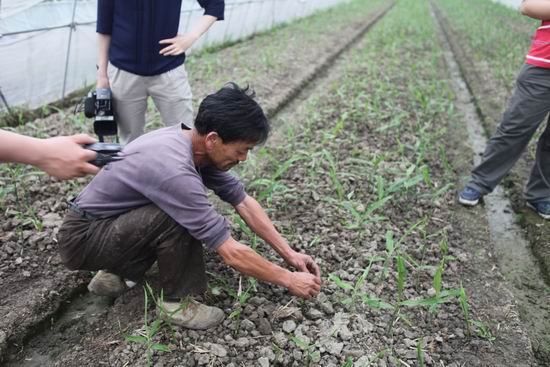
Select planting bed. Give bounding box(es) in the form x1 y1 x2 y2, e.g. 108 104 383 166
432 0 550 285
0 0 548 366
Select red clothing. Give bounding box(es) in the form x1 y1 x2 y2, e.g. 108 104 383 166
526 20 550 69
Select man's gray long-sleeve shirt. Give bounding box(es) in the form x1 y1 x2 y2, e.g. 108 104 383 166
76 124 246 250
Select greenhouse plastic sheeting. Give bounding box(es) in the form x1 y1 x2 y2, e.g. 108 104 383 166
0 0 345 112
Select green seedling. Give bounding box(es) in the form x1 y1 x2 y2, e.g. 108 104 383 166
363 348 389 367
329 255 384 310
321 149 345 201
291 336 320 367
341 196 391 231
208 273 256 335
124 284 171 367
248 154 304 204
471 319 496 342
396 254 407 302
342 356 354 367
417 337 425 367
232 215 259 252
458 282 471 336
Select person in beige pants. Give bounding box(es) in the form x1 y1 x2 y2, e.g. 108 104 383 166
95 0 225 144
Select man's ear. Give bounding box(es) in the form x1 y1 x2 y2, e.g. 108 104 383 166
205 132 220 151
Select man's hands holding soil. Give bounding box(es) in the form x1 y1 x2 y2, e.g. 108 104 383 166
286 250 322 299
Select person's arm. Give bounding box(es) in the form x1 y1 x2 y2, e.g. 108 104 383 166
0 130 99 179
97 33 111 89
159 15 217 56
216 236 321 299
96 0 114 88
521 0 550 20
234 195 321 280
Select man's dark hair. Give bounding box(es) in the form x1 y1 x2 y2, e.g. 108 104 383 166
195 83 270 144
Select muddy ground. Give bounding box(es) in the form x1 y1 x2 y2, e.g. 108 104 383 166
1 0 549 366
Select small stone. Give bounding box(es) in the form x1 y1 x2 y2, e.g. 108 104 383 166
234 337 250 348
273 332 288 348
427 287 436 297
282 320 297 333
258 357 269 367
241 319 255 331
197 354 210 365
320 302 334 315
258 318 272 335
249 296 265 306
42 212 62 228
339 325 353 341
208 343 227 357
22 271 31 277
326 341 343 355
306 308 323 320
15 257 22 265
259 346 276 362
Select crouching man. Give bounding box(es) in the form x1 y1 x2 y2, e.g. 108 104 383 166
57 83 321 330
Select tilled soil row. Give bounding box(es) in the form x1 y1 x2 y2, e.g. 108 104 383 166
0 0 394 364
42 0 535 365
431 0 550 292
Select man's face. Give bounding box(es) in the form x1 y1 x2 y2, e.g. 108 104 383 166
207 135 256 171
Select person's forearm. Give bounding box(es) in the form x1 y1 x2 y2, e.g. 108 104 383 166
0 130 43 165
235 195 295 261
521 0 550 20
188 15 217 41
97 33 111 80
217 237 292 288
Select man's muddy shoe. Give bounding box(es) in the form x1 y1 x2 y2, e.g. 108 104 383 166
458 186 482 206
88 270 128 298
527 200 550 220
160 299 224 330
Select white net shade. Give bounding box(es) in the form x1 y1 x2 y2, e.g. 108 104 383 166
0 0 344 112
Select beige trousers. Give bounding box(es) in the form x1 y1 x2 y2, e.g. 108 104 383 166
107 63 194 144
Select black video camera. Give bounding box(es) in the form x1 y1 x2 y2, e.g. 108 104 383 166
82 88 123 167
84 88 117 142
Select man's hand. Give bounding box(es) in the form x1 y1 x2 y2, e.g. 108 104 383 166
36 134 100 179
159 34 198 56
286 251 321 282
288 272 321 299
217 238 322 301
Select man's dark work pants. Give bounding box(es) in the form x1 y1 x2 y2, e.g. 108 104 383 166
468 64 550 202
57 204 207 299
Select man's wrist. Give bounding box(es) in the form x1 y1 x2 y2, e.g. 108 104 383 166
280 269 293 289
